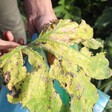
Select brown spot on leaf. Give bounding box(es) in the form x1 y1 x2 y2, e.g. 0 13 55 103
69 80 72 86
76 83 81 91
16 62 19 66
11 86 21 98
48 106 51 110
42 42 46 44
4 71 11 83
64 83 67 87
49 96 52 99
20 83 23 87
77 95 82 100
38 65 42 69
76 88 84 100
47 52 55 65
84 28 87 33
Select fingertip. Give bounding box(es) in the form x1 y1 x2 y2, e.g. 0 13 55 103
6 31 15 41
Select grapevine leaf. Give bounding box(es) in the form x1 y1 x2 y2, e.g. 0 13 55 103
36 39 112 79
0 19 111 112
7 48 68 112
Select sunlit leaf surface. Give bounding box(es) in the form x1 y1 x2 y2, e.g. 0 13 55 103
0 19 111 112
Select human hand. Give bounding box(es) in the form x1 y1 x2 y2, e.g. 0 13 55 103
24 0 57 65
0 31 24 55
24 0 57 35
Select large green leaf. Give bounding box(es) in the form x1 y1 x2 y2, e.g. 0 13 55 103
0 19 111 112
95 7 112 32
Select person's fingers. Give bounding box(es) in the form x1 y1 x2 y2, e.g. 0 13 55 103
0 38 20 55
6 42 19 49
0 42 19 55
17 38 24 45
3 31 15 41
27 18 36 36
35 15 57 33
0 40 19 50
6 31 15 41
3 31 25 45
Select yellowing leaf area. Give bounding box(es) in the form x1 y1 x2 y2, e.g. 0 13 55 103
0 19 111 112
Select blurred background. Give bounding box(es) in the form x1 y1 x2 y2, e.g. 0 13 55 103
18 0 112 109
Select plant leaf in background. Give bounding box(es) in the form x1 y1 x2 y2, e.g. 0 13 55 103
54 0 81 21
95 7 112 35
0 19 112 112
106 34 112 59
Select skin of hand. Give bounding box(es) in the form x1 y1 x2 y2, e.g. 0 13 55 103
24 0 57 65
0 31 24 55
0 0 56 63
24 0 57 35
